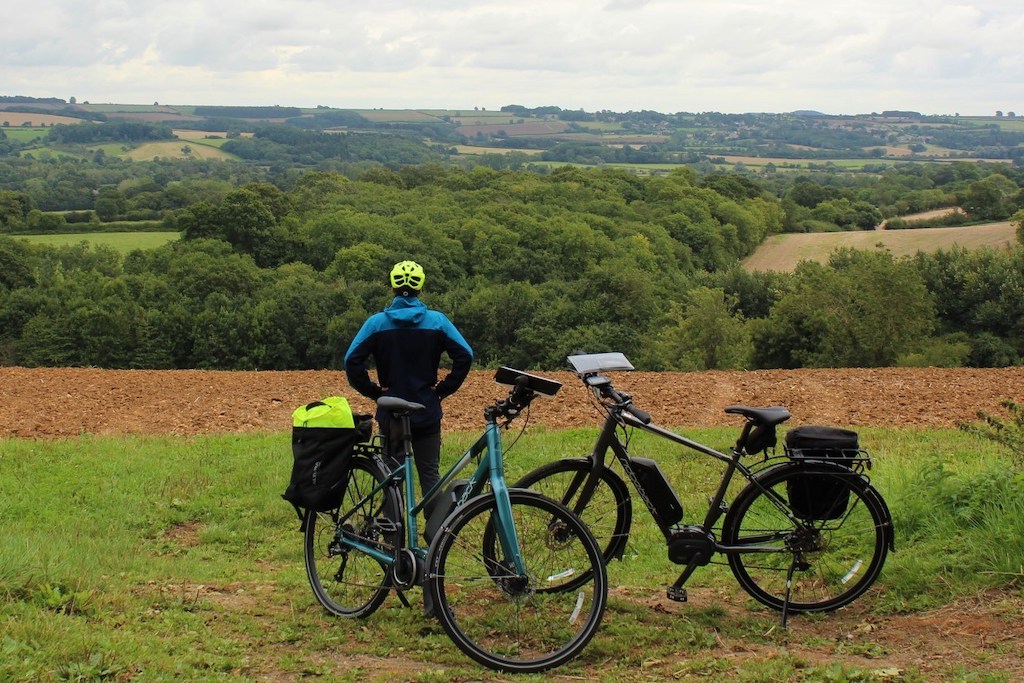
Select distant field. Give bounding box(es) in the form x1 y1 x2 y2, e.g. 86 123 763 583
0 112 87 126
1 127 48 142
123 141 234 161
355 109 444 122
743 221 1017 272
454 144 543 156
78 104 179 113
455 121 570 137
961 116 1024 131
716 155 1008 170
17 232 180 253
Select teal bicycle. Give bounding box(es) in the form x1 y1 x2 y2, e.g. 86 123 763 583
302 368 608 673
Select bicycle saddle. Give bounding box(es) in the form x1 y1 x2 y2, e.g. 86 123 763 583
724 405 791 426
377 396 427 413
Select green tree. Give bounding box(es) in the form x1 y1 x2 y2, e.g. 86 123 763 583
752 250 936 368
960 174 1018 220
0 190 33 230
94 187 127 221
0 237 35 290
651 287 752 370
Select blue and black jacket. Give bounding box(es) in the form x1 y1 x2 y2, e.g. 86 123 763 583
344 296 473 427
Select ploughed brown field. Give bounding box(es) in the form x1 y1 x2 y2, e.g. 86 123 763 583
2 366 1022 438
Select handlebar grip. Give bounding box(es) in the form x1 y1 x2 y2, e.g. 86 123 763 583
625 403 652 424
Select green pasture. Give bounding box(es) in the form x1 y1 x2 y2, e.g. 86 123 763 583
353 109 446 123
1 128 48 143
78 104 175 113
961 116 1024 132
577 121 626 132
2 424 1022 682
17 231 180 253
188 136 231 149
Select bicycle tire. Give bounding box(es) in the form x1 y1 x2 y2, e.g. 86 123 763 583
513 457 632 565
304 455 403 618
723 462 892 613
425 489 608 673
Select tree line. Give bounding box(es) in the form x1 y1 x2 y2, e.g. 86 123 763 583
1 165 1022 371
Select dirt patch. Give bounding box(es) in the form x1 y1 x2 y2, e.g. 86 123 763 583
1 366 1020 439
639 586 1024 681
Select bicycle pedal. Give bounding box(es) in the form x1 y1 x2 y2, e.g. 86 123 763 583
374 517 400 533
666 586 688 602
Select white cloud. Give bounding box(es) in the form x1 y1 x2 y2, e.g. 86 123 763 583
2 0 1021 114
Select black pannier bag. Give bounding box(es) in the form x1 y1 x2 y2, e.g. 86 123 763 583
629 456 684 526
282 397 373 516
784 425 859 520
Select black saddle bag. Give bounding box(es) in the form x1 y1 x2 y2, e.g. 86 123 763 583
784 425 859 520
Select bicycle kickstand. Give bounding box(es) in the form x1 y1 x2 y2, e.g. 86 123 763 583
780 560 799 629
666 561 700 603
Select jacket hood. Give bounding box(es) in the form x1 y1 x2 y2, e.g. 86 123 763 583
385 295 426 326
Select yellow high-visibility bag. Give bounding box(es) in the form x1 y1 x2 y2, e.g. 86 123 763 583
282 397 372 516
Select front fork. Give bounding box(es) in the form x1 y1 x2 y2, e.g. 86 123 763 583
486 421 527 577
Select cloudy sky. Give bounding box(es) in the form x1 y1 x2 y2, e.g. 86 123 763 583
3 0 1021 116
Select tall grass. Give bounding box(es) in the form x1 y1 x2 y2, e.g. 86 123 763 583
2 426 1022 681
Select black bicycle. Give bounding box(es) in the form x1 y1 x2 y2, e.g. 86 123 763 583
514 352 895 625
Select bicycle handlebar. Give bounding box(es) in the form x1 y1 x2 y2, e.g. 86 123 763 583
623 401 652 424
487 377 538 422
585 375 652 424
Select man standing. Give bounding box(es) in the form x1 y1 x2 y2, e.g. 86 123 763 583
344 260 473 501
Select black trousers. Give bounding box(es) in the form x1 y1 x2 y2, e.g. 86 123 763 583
383 417 442 512
383 416 442 617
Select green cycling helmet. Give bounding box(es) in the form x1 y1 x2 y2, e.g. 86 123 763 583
389 260 425 291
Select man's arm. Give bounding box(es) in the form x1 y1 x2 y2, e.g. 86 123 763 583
344 325 385 400
435 318 473 399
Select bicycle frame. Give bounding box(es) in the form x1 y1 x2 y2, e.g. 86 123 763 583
335 408 527 577
583 406 871 556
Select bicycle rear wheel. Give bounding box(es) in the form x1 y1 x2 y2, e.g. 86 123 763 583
723 463 891 613
425 489 608 673
513 457 632 565
304 455 402 618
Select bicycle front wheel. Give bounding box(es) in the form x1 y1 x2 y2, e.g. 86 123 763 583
723 463 891 613
513 457 632 565
304 455 402 618
426 489 608 673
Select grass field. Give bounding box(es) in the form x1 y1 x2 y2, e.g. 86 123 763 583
715 155 1006 171
1 127 49 143
122 141 235 161
16 231 180 253
354 109 446 123
1 425 1021 682
743 221 1018 272
454 144 544 156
